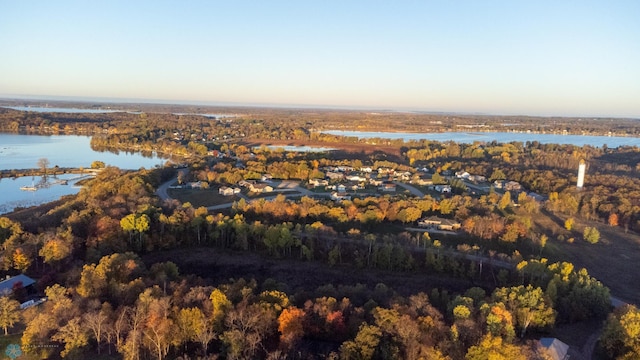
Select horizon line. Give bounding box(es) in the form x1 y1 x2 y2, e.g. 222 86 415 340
0 94 638 120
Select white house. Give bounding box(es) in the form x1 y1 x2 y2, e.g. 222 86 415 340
330 191 351 201
337 184 347 192
418 216 461 231
468 174 487 183
346 175 367 182
309 178 329 187
455 171 471 179
219 186 235 196
435 185 452 193
249 183 273 193
379 183 397 192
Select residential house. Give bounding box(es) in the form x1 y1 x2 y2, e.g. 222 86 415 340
337 184 347 193
435 185 452 193
379 182 397 192
249 183 273 193
537 338 569 360
455 171 471 179
411 174 433 186
187 181 203 189
219 186 235 196
397 171 412 181
0 274 36 294
261 174 273 182
417 216 461 231
467 174 487 183
330 191 351 201
309 178 329 188
360 167 373 173
325 171 344 180
504 181 523 192
346 175 367 182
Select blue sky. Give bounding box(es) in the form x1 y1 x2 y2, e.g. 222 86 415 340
1 1 639 117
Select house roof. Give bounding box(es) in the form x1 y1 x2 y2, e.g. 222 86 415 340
251 183 272 190
0 274 36 293
539 338 569 360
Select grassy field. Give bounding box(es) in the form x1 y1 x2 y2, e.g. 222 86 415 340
533 210 640 305
167 188 238 207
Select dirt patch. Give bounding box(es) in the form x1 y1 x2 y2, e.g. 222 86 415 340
240 139 404 162
143 247 476 297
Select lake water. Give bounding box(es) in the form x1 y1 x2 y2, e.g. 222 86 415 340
0 174 88 214
173 113 236 118
0 133 167 214
322 130 639 148
0 134 166 170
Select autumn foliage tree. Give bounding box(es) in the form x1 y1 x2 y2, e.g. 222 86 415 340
278 306 305 350
600 305 640 359
0 295 21 335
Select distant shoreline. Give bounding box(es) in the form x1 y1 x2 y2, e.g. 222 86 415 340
0 167 101 179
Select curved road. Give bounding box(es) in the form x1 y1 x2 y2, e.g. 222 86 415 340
393 181 426 197
156 169 189 201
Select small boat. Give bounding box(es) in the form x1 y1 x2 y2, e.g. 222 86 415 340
20 180 38 191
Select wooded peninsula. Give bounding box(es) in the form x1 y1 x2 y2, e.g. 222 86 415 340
0 102 639 360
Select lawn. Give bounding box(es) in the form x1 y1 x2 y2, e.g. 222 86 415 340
247 190 300 199
167 188 238 207
533 210 640 305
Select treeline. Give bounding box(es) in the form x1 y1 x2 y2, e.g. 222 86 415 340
0 166 615 359
2 106 639 145
9 255 608 359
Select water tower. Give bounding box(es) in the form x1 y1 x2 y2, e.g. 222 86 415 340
577 160 586 189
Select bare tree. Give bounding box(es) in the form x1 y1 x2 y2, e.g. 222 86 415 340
37 158 50 176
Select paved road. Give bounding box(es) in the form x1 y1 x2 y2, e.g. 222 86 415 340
405 227 459 236
155 177 174 201
206 203 234 211
394 181 425 197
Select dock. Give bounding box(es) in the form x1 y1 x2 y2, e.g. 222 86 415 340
18 174 94 191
